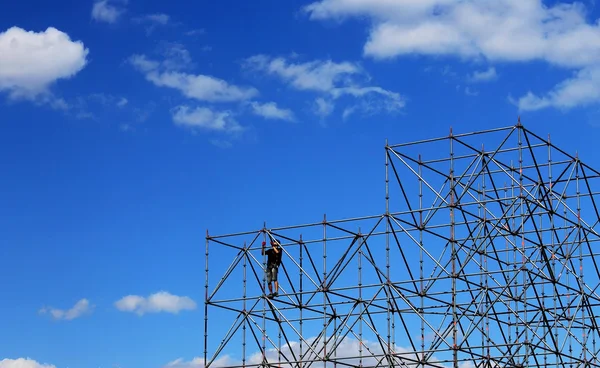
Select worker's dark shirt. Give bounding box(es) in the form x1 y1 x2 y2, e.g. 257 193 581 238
265 247 282 267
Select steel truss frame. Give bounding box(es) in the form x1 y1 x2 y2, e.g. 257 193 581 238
204 122 600 367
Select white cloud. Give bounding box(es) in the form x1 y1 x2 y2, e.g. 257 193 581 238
0 358 56 368
0 26 88 99
39 298 93 321
159 43 194 71
170 336 488 368
250 101 295 121
304 0 600 111
244 55 362 93
468 67 498 83
130 54 258 103
244 55 404 118
171 106 243 133
313 97 334 118
515 66 600 111
148 72 257 102
91 0 126 24
115 291 197 316
117 97 128 107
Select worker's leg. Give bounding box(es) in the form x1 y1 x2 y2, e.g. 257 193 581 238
266 268 274 297
273 267 279 296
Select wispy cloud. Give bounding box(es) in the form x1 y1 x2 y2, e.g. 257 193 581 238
133 13 170 25
468 67 498 83
185 29 206 36
313 97 334 119
129 54 258 103
171 106 243 133
39 298 94 321
91 0 127 24
250 101 295 121
115 291 197 316
132 13 171 34
244 55 404 119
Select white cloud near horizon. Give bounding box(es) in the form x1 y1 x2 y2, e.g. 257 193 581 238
0 26 88 100
165 335 485 368
304 0 600 111
39 298 93 321
244 55 404 118
91 0 127 24
115 291 197 316
0 358 56 368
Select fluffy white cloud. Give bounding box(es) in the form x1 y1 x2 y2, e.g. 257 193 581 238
0 358 56 368
244 55 404 118
91 0 126 23
515 66 600 111
115 291 197 316
171 106 243 133
250 101 295 121
0 26 88 99
304 0 600 111
130 54 258 103
39 298 93 321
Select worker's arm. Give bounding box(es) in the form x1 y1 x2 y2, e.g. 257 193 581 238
261 241 266 255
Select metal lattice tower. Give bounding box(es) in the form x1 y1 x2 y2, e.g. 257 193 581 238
204 122 600 367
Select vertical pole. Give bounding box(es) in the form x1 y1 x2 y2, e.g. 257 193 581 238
565 163 571 368
204 229 210 368
323 213 328 367
518 123 528 365
449 127 458 368
577 154 585 365
544 134 550 368
479 180 484 364
482 145 490 365
299 234 304 368
550 142 558 367
510 160 516 359
418 153 425 367
358 230 363 367
262 223 267 365
243 241 247 367
503 180 510 364
385 139 392 366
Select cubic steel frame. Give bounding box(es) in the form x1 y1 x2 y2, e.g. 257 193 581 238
204 121 600 367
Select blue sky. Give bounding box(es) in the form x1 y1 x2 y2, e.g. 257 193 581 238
2 0 600 367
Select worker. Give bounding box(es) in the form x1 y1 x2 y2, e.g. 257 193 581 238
262 238 282 299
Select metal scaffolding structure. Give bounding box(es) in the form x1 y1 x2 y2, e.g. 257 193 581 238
204 121 600 367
